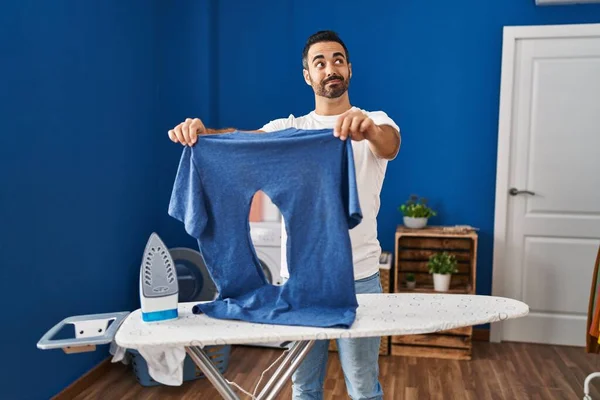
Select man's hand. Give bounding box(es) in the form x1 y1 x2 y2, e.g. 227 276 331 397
334 109 401 159
168 118 206 146
334 109 381 142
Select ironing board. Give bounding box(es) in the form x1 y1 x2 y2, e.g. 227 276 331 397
109 293 527 399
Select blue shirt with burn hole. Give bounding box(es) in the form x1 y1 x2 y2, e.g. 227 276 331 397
168 128 362 328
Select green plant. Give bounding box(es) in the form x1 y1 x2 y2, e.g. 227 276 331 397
427 252 458 275
399 194 436 218
406 272 415 282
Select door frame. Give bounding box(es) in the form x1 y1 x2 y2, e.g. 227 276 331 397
491 23 600 342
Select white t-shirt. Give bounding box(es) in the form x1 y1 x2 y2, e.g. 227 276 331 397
260 107 400 281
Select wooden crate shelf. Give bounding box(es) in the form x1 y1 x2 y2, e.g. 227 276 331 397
392 333 471 348
394 226 478 294
390 344 471 360
392 225 478 360
395 286 471 294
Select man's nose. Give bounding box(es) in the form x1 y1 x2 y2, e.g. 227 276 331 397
325 62 335 76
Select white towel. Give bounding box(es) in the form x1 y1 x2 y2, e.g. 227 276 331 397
109 341 129 365
136 346 187 386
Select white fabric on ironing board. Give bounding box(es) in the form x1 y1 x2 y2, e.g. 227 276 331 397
136 346 186 386
114 293 528 385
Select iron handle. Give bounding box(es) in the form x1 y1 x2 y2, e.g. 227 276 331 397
509 188 535 196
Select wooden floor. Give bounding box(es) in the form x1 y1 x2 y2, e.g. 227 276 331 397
73 342 600 400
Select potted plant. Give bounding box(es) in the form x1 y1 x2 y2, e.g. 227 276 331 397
406 273 416 289
427 252 458 292
398 194 436 229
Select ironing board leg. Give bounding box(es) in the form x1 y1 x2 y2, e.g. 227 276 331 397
258 340 315 400
255 340 310 398
186 346 240 400
186 340 315 400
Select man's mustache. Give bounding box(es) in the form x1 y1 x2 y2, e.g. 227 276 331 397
322 75 344 85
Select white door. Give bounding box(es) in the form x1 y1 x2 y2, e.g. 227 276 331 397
492 23 600 346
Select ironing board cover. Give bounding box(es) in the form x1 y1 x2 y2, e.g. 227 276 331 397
115 293 528 349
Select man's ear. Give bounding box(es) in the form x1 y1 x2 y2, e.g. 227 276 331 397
348 63 352 80
303 69 312 86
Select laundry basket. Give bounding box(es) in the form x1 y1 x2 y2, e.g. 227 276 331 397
130 345 231 387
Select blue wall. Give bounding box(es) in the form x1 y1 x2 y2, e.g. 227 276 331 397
0 1 211 399
213 0 600 297
155 1 218 250
2 0 600 399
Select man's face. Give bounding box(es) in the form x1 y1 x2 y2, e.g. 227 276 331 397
304 41 351 99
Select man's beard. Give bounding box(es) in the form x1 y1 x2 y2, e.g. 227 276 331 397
312 74 349 99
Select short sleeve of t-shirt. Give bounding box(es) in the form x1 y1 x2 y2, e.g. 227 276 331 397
364 110 400 161
366 110 400 133
259 115 295 132
168 146 207 240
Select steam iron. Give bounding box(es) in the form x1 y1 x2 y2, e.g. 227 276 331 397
139 232 179 322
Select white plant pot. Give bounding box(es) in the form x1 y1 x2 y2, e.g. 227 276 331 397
433 273 451 292
403 216 428 229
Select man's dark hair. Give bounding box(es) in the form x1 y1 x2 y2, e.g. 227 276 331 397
302 30 350 70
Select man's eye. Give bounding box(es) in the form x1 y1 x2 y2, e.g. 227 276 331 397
335 59 344 64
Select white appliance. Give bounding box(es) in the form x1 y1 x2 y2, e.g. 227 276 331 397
249 221 285 286
261 194 282 222
248 221 290 349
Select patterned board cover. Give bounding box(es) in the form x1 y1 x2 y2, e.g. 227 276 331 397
115 293 528 349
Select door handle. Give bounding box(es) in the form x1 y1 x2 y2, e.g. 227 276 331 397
509 188 535 196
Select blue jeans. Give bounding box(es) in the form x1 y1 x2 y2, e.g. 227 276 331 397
290 272 384 400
